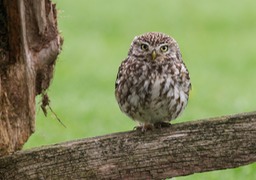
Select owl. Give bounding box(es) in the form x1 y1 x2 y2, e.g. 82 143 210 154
115 32 191 132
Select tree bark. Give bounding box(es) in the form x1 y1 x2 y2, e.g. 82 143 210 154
0 112 255 179
0 0 62 156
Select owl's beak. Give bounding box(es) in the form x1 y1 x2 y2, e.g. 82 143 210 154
152 50 156 60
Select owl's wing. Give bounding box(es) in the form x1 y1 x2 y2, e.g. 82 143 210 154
115 58 129 89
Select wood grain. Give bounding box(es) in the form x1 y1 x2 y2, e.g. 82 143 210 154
1 112 256 179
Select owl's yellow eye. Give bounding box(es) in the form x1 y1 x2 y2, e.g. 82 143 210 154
140 44 149 51
160 45 168 52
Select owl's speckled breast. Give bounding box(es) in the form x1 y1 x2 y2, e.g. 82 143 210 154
116 59 190 124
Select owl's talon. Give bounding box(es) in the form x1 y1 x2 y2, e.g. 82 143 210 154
133 126 142 131
154 122 171 129
134 124 154 132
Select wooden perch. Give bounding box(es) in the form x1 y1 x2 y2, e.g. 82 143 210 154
0 112 256 179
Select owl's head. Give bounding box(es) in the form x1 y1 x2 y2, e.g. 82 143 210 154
128 32 182 62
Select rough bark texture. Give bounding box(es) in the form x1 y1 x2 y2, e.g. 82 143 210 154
0 0 62 156
0 112 255 179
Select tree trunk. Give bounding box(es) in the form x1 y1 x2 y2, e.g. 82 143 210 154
0 112 255 179
0 0 62 156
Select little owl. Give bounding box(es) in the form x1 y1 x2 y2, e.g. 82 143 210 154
115 32 191 131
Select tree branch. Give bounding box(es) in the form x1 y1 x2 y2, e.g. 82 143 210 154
0 112 256 179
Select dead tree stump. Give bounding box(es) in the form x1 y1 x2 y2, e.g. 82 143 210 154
0 0 62 156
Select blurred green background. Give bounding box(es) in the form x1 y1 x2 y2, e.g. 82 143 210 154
24 0 256 179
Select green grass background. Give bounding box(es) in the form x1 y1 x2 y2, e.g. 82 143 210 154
24 0 256 179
